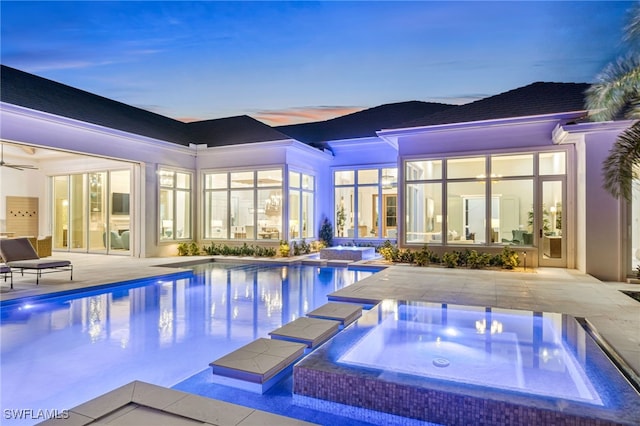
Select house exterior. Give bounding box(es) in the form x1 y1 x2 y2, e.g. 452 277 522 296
0 65 636 281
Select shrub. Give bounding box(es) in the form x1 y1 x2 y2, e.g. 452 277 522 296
467 250 491 269
311 240 326 252
279 240 290 257
500 246 520 269
456 249 471 267
442 251 459 268
378 240 399 262
397 249 415 264
188 242 200 256
177 242 201 256
299 239 311 254
291 241 301 256
414 244 434 267
177 243 189 256
319 217 333 247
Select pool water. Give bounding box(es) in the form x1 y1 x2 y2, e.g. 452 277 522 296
338 302 601 405
0 263 374 424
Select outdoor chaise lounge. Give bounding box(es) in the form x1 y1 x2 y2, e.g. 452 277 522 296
0 237 72 285
0 264 12 289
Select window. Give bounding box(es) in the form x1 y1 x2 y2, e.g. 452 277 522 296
539 152 566 175
334 167 397 239
405 160 443 243
159 168 192 241
204 169 288 240
492 179 534 245
404 151 560 247
406 183 442 243
289 171 315 239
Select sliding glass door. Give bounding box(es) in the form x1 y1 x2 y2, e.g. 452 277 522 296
52 170 131 254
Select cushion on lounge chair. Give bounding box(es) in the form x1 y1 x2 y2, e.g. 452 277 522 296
0 238 72 285
0 237 41 262
6 259 71 268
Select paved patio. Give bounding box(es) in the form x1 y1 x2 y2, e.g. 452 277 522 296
1 253 639 425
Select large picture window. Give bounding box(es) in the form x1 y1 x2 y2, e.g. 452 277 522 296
205 169 289 240
159 168 192 241
404 152 559 247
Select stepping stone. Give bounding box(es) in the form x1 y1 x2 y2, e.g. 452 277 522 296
269 317 340 348
209 338 306 384
306 302 362 327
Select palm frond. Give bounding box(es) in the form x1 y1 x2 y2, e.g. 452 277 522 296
602 121 640 200
624 2 640 45
585 55 640 121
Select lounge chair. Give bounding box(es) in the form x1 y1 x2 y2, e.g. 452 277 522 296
0 238 73 285
0 264 12 289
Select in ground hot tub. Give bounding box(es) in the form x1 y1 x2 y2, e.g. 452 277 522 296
293 300 640 425
320 246 376 261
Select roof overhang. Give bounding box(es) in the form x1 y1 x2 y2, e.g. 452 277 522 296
194 138 333 160
377 110 587 146
1 102 194 159
552 119 636 145
326 135 398 152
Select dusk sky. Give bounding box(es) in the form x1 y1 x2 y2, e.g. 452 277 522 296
1 1 635 125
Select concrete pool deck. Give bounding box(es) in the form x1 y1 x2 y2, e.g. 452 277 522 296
1 253 639 424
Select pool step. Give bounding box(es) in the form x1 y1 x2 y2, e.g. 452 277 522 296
210 305 361 393
210 338 306 393
306 302 363 328
269 317 340 349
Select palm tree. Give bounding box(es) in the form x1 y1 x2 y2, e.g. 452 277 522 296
586 3 640 201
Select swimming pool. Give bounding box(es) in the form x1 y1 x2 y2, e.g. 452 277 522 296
0 263 374 425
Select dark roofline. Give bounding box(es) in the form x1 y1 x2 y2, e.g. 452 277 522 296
0 65 292 148
2 66 593 148
395 82 590 129
1 65 191 145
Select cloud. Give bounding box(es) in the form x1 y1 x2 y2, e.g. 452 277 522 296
252 106 365 126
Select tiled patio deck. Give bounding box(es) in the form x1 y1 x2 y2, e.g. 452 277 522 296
1 253 638 425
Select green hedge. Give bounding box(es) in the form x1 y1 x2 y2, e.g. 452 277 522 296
379 242 520 270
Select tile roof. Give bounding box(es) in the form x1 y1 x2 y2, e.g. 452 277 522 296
2 65 592 149
187 116 291 146
1 65 190 145
276 101 455 145
394 82 590 129
0 65 289 147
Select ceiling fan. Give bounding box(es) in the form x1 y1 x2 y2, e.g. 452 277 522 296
0 144 38 170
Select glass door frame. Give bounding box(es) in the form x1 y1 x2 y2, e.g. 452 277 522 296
538 176 566 267
52 170 131 255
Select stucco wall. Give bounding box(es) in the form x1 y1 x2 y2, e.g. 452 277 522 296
584 132 623 281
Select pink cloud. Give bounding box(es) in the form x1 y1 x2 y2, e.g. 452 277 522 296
252 106 364 126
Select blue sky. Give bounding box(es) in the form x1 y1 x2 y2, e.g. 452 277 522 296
0 1 635 125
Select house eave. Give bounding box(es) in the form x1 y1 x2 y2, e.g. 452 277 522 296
377 110 588 138
1 101 194 157
197 138 333 160
552 119 637 144
327 135 398 151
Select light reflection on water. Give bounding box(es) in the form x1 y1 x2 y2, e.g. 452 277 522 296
337 301 602 405
0 263 374 424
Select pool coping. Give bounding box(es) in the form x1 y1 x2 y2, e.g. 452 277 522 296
38 380 317 426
